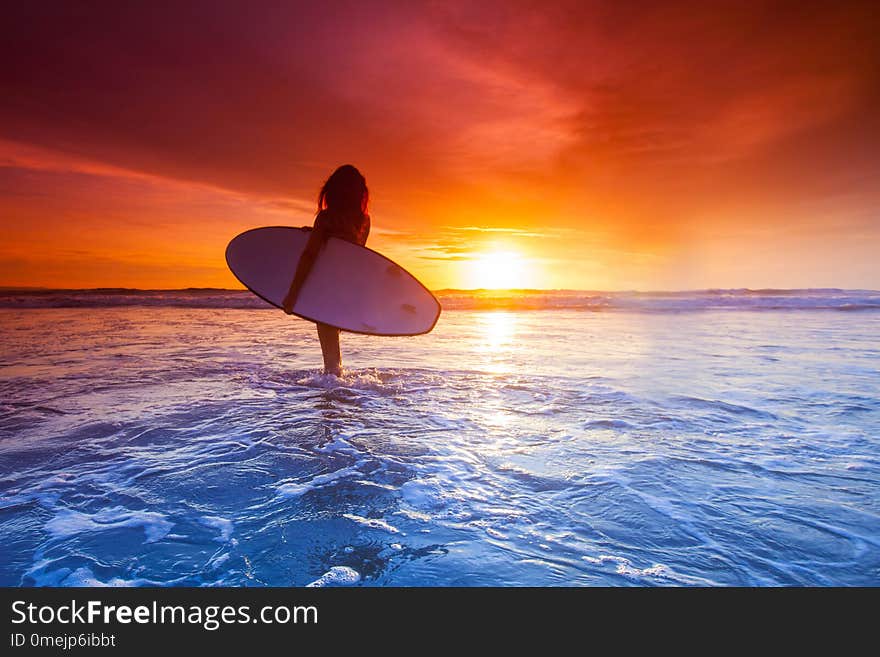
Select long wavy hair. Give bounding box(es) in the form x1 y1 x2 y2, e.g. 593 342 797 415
317 164 369 217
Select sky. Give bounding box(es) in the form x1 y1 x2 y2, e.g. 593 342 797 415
1 0 878 290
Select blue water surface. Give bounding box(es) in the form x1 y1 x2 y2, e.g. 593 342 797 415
1 297 878 586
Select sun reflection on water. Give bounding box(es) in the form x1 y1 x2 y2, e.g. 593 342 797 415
472 311 518 378
478 311 516 352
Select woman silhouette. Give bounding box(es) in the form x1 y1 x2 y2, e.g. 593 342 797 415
282 165 370 376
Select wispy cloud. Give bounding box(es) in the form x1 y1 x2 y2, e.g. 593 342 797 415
446 226 544 237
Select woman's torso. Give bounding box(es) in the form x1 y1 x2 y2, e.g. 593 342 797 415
314 209 370 246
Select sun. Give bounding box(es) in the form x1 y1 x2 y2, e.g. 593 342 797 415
466 249 528 289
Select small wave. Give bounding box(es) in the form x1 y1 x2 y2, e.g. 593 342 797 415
582 554 673 578
671 395 776 419
45 507 174 543
2 288 878 312
306 566 361 587
28 565 166 587
342 513 400 534
581 555 715 585
295 368 403 393
198 516 234 542
0 288 268 309
275 465 362 498
584 418 637 430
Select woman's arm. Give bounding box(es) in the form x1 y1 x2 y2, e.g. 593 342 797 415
282 226 326 314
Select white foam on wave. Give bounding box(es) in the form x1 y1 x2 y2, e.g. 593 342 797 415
62 567 160 587
207 552 231 569
582 555 671 577
295 372 345 388
275 465 361 498
199 516 234 542
315 434 359 455
305 566 361 587
581 554 715 585
295 368 403 393
394 508 433 522
45 507 173 543
485 527 507 539
0 472 79 510
24 561 166 587
342 513 400 534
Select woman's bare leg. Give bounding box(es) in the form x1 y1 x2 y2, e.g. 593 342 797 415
316 323 342 376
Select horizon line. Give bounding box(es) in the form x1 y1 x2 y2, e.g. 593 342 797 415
1 286 878 294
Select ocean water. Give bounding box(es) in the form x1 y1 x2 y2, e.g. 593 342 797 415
0 289 878 586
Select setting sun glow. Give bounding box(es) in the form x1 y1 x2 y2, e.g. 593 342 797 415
466 250 528 289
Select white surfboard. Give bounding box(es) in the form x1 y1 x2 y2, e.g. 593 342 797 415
226 226 441 336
